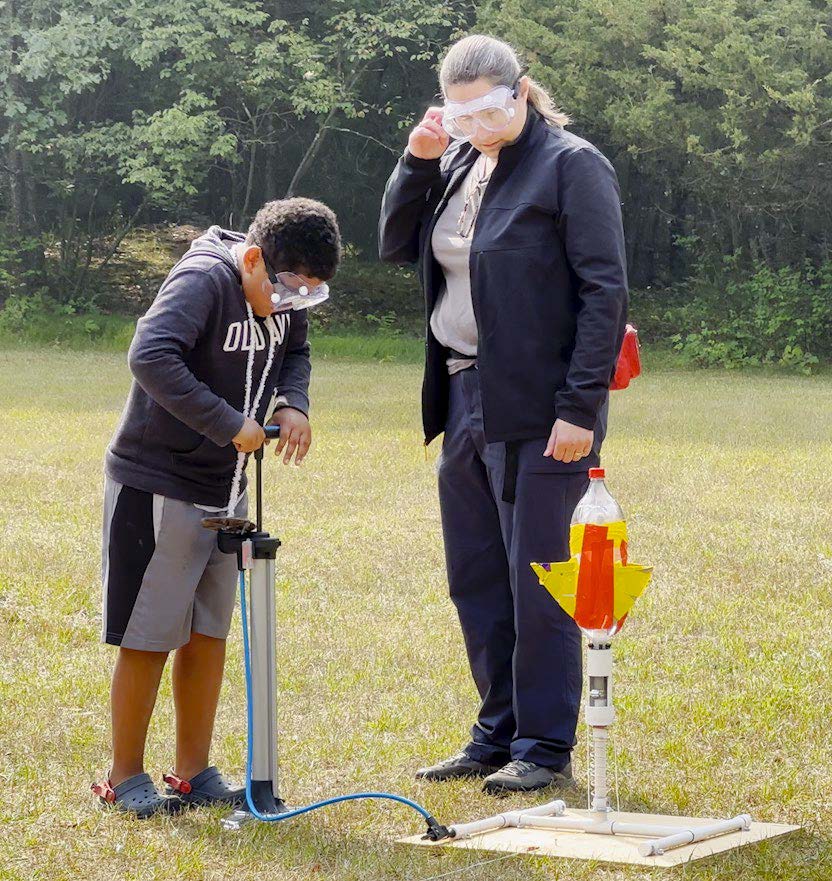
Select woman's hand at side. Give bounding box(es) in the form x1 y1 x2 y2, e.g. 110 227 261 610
544 419 594 463
407 107 450 160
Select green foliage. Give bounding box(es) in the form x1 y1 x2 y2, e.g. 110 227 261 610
311 260 423 336
0 292 135 350
0 232 42 299
118 91 238 209
0 0 464 299
652 261 832 372
479 0 832 283
2 0 832 366
0 286 425 360
0 222 426 353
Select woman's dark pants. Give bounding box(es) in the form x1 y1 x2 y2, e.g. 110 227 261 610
438 368 590 770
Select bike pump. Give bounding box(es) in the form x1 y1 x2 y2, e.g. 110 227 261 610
203 424 286 828
202 426 452 839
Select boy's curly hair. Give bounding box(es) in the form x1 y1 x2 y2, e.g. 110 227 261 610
247 198 342 280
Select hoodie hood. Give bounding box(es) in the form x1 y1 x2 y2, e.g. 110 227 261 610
186 225 246 277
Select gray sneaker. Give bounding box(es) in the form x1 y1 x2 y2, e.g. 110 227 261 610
416 751 506 781
482 760 575 795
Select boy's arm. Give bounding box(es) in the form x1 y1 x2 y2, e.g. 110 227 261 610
128 267 245 446
274 310 311 416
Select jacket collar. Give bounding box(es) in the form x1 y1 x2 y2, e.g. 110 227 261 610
495 105 544 168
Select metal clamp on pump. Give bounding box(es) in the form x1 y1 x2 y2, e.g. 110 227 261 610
206 425 282 569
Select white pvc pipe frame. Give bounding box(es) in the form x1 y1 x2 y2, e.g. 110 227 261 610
447 800 753 857
440 640 755 858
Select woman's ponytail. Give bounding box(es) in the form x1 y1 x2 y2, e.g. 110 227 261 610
526 77 570 128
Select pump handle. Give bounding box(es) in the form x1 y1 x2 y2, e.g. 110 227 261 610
252 424 281 528
254 424 281 463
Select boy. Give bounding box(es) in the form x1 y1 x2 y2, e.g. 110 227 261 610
93 198 341 816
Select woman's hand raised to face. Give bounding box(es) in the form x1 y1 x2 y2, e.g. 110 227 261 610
408 107 450 160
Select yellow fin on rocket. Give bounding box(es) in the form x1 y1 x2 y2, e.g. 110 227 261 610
531 560 579 618
611 563 652 621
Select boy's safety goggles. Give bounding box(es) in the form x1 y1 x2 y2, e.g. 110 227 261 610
267 270 330 313
442 84 519 141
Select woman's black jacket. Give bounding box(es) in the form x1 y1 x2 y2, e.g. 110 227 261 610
378 107 628 448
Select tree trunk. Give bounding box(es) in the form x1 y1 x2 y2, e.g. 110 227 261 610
92 199 146 278
284 64 367 198
241 139 257 224
264 116 276 200
228 163 239 228
668 178 686 283
4 0 45 282
285 111 336 198
6 130 26 237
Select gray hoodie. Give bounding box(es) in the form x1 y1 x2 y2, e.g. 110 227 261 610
105 226 311 508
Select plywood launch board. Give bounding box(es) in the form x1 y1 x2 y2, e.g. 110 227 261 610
400 809 799 868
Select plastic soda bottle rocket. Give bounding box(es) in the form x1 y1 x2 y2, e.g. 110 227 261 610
534 465 651 644
572 468 625 532
571 467 627 641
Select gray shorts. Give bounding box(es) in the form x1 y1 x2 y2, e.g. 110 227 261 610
101 477 246 651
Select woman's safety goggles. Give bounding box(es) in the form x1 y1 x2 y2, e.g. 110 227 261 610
442 84 519 141
268 270 330 313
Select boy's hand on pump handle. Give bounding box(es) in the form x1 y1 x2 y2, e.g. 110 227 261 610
408 107 450 160
545 419 594 464
267 407 312 466
232 416 266 453
231 410 311 464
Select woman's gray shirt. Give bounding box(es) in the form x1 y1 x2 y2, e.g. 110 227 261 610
430 163 479 374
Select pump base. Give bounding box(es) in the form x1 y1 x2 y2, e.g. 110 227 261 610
221 781 289 830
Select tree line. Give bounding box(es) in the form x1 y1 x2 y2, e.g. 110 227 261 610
2 0 830 359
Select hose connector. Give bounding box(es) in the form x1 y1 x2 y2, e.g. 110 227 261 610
423 815 454 841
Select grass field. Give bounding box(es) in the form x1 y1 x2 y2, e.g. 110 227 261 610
0 347 831 881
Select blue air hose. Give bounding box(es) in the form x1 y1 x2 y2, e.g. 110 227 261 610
237 571 451 838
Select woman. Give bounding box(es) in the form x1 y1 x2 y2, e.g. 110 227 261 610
379 34 627 794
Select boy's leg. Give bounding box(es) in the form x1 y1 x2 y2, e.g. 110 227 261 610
102 480 222 790
110 647 168 786
102 480 174 788
172 633 226 780
167 501 245 800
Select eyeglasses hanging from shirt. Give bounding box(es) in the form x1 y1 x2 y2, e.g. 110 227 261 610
457 155 494 239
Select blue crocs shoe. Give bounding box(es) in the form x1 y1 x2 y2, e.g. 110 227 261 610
92 772 184 819
163 767 246 808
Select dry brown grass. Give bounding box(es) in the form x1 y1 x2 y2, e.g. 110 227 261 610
0 349 829 880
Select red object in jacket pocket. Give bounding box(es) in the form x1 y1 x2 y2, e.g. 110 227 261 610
610 324 641 391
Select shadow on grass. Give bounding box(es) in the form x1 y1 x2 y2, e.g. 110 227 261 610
154 807 535 881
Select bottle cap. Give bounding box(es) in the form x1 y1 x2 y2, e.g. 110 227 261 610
588 467 605 479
